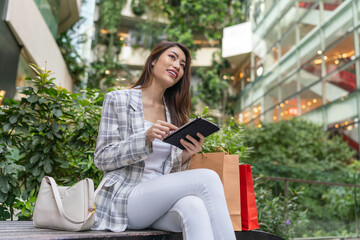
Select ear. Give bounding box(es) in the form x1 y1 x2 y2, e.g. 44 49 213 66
151 59 157 66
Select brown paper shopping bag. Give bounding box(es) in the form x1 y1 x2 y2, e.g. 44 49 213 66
189 151 242 231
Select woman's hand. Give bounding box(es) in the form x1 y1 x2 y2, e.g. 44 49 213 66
145 120 178 144
181 133 205 161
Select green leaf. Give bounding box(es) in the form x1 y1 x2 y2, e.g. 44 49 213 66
202 106 208 116
32 167 41 177
44 88 58 97
52 123 60 133
27 95 38 103
43 145 51 153
32 137 40 145
0 191 7 203
9 115 18 124
3 123 11 132
30 153 41 164
52 109 63 117
0 177 10 194
9 148 20 161
44 161 52 174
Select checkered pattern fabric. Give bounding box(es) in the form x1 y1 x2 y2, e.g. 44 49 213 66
92 88 188 232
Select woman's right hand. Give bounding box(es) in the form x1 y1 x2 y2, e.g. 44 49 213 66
145 120 178 144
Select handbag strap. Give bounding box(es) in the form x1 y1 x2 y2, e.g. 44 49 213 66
46 176 106 224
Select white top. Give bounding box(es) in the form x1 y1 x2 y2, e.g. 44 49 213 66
140 120 172 183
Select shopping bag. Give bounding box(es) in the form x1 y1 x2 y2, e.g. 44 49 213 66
189 151 242 231
239 164 259 231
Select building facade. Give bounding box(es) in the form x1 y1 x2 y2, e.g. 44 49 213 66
224 0 359 155
0 0 81 104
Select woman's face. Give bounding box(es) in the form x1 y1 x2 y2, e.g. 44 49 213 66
152 46 187 89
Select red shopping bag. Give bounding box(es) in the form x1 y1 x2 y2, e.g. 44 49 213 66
239 164 259 231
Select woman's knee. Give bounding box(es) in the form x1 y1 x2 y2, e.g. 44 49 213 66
189 168 223 187
173 196 209 218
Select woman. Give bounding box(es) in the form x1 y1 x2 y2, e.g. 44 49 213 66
93 41 236 240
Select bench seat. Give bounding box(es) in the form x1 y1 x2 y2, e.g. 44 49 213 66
0 221 284 240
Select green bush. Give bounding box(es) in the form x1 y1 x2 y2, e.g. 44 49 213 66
201 114 305 239
0 65 103 220
242 119 358 237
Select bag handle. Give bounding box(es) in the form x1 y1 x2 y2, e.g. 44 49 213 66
46 176 106 224
215 146 230 154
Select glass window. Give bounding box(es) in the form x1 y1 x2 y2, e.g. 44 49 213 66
280 5 297 35
299 55 321 89
298 1 320 40
299 83 323 114
299 31 321 64
324 5 353 47
297 0 319 21
264 44 279 69
326 93 357 124
264 86 279 111
280 27 296 57
281 73 298 101
325 63 356 102
252 102 262 120
328 117 359 157
34 0 60 38
13 54 35 102
324 33 354 74
280 51 297 78
300 106 324 125
280 97 299 120
323 0 347 19
264 107 279 122
265 28 279 51
253 116 262 128
240 107 251 124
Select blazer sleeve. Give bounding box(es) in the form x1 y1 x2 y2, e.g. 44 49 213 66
94 92 152 172
170 148 190 173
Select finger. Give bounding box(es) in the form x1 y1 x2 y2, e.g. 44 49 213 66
197 133 205 144
156 120 178 131
154 129 168 139
180 138 196 152
185 134 200 146
153 124 171 135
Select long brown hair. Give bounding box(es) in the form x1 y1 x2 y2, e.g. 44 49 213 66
132 41 191 127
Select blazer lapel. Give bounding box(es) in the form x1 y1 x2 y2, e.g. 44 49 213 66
129 88 145 134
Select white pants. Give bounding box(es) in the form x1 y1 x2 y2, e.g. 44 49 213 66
127 169 236 240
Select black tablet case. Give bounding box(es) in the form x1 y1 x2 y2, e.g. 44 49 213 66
163 117 220 150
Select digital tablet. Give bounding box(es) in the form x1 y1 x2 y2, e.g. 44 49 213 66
163 117 220 150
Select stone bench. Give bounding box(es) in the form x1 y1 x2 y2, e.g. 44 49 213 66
0 221 284 240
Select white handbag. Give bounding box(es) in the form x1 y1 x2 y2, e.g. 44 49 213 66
33 176 106 231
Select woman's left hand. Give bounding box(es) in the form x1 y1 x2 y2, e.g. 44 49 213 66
181 133 205 161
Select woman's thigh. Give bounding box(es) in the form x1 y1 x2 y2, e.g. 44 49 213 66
127 168 223 229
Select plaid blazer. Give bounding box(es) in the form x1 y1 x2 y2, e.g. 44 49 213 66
92 88 189 232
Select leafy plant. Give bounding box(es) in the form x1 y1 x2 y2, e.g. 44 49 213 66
0 65 104 220
242 118 358 237
255 178 308 240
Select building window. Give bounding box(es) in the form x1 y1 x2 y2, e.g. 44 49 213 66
325 63 356 102
264 107 279 122
299 82 323 115
280 26 296 57
264 85 279 111
300 56 321 89
34 0 60 38
13 54 35 102
324 33 354 75
280 97 298 120
298 1 320 40
280 73 298 101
